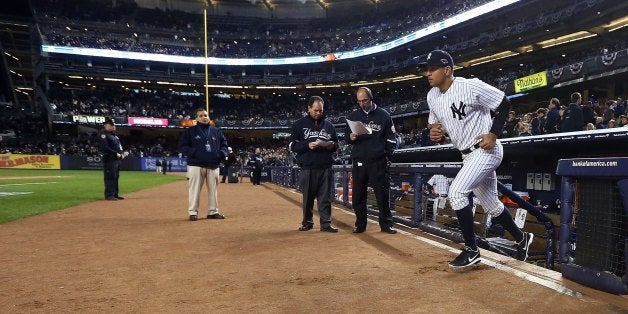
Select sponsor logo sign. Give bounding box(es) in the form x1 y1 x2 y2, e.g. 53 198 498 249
0 154 61 169
128 117 169 126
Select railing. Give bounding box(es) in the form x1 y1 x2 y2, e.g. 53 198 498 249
270 162 557 269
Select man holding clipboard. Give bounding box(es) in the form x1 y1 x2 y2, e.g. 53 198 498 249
345 87 398 234
289 96 340 233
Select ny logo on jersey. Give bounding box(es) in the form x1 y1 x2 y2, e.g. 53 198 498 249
450 101 467 120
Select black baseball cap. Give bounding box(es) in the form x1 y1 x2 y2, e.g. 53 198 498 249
103 117 115 125
415 50 454 68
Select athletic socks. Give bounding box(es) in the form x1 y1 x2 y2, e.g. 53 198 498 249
455 205 477 250
492 209 524 243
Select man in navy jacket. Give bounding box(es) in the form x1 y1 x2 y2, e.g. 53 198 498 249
178 108 229 221
289 96 339 233
345 87 398 234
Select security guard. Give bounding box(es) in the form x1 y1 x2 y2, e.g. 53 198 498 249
99 117 126 200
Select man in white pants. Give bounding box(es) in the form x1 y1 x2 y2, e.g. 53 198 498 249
421 50 534 270
178 108 229 221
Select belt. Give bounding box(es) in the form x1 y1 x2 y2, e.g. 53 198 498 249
460 143 480 155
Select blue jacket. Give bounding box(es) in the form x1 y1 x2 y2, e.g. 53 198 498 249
289 115 338 169
99 131 123 162
345 104 397 161
178 124 228 168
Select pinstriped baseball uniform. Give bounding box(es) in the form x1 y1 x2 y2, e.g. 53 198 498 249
427 77 506 216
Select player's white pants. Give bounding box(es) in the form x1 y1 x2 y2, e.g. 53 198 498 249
449 142 505 217
187 165 220 216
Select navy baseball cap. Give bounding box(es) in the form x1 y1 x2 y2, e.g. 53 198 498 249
103 117 115 125
416 50 454 68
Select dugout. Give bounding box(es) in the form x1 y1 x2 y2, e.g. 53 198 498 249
556 157 628 294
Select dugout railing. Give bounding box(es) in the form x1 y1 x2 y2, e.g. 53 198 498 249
270 162 557 269
556 157 627 294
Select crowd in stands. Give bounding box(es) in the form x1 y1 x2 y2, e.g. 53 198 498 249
34 0 609 62
33 0 501 58
0 109 48 140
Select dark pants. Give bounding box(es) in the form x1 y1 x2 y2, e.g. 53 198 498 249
252 167 262 185
104 159 121 198
352 158 393 230
300 168 333 228
221 165 230 182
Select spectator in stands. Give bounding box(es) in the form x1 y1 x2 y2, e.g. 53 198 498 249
544 98 561 134
518 123 532 136
607 119 617 128
560 92 584 132
614 98 625 118
601 100 615 125
178 108 229 221
420 127 437 146
618 115 628 127
502 111 518 138
581 100 595 126
289 96 339 233
530 108 546 135
594 116 606 129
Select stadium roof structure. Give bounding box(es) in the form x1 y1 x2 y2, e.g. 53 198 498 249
143 0 396 19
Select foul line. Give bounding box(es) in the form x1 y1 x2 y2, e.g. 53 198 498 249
0 182 59 187
285 188 581 297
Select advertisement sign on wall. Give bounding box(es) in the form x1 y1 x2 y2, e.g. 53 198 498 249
128 117 169 127
141 157 188 172
0 154 61 169
71 115 106 124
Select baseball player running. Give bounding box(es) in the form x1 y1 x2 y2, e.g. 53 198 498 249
421 50 533 270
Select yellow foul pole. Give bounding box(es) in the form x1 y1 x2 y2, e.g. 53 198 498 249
204 8 209 113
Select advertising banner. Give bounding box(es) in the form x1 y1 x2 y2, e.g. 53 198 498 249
141 157 188 172
60 155 136 170
128 117 169 127
61 155 103 170
71 115 107 124
0 154 61 169
514 71 547 93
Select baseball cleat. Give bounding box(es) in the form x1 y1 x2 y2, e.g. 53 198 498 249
449 246 480 270
189 215 198 221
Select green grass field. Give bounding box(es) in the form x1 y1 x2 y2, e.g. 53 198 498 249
0 169 185 223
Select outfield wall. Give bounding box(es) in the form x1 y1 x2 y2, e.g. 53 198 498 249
0 155 188 172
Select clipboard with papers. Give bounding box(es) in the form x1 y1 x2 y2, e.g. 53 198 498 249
346 120 372 135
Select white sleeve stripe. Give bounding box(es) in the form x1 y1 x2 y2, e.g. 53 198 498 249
387 139 397 143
